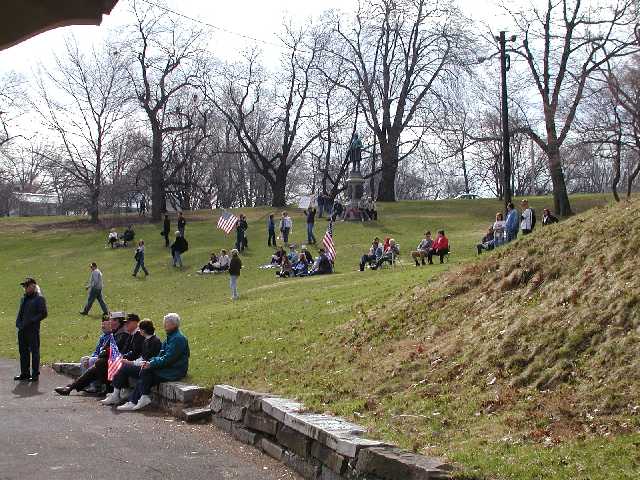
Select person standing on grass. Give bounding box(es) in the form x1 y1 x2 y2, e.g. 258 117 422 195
177 212 186 236
280 211 293 244
161 214 170 248
171 231 188 268
229 249 242 300
520 199 536 235
236 214 248 252
14 278 47 382
133 240 149 277
304 207 317 244
80 263 108 316
267 213 276 247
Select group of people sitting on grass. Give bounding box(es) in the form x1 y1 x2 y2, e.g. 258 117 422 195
107 225 135 248
54 311 189 412
476 200 559 254
265 243 333 277
198 249 230 273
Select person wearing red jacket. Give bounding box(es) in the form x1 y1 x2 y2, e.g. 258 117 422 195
428 230 449 264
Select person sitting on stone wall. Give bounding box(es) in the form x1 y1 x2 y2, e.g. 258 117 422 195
117 313 190 412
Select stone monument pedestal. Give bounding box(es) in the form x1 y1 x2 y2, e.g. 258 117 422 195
344 171 365 221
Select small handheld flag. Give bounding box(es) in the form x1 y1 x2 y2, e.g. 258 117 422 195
107 334 124 381
217 211 239 235
323 222 336 261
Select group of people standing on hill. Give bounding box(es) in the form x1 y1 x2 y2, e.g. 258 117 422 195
477 200 559 254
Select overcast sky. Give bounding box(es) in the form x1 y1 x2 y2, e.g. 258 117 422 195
0 0 510 75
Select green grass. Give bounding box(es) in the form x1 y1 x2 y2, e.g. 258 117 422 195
1 193 630 480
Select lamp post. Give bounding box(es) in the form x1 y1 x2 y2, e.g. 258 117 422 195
497 31 516 211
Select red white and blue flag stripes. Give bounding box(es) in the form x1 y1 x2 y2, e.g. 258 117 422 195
107 334 124 381
323 221 336 261
217 211 239 235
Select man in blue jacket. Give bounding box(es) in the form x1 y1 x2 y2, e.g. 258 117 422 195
117 313 190 411
505 202 520 242
15 278 48 382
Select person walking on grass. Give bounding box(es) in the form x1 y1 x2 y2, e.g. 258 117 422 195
171 231 188 268
161 214 170 248
14 278 47 382
133 240 149 277
304 207 317 244
80 263 108 316
229 249 242 300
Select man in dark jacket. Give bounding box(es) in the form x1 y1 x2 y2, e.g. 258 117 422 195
170 231 188 268
117 313 190 411
15 278 48 381
54 312 135 396
161 214 171 248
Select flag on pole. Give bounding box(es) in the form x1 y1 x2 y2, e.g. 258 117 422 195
107 334 124 381
322 221 336 261
217 211 239 235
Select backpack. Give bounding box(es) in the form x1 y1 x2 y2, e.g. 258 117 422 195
531 209 537 230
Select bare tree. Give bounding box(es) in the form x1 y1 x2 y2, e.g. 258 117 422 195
324 0 469 201
507 0 638 216
127 1 206 220
34 36 131 222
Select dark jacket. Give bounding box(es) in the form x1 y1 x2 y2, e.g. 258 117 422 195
16 293 48 330
149 329 190 381
162 218 170 235
305 208 316 225
171 236 188 254
229 256 242 276
123 331 145 361
178 217 186 230
114 330 132 353
237 219 248 234
316 254 333 274
267 218 275 232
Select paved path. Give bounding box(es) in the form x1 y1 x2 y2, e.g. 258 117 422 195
0 360 299 480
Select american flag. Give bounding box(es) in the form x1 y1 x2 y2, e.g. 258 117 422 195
107 334 124 381
322 221 336 261
217 211 239 235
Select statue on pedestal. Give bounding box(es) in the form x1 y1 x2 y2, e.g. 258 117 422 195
348 133 363 173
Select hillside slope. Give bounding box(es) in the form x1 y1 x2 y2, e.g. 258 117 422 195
300 199 640 479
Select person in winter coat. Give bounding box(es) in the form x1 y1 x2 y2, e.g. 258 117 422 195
161 214 171 248
133 240 149 277
520 199 535 235
427 231 449 264
229 249 242 300
170 231 188 268
476 226 495 255
542 208 559 226
14 278 48 381
505 202 519 242
117 313 190 411
236 214 248 252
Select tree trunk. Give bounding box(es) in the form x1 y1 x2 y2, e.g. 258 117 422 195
547 147 572 216
271 166 288 207
376 140 399 202
150 126 164 221
88 188 99 223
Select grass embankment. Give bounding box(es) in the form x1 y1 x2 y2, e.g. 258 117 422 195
0 194 630 479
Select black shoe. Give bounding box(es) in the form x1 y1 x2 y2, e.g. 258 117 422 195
14 374 30 381
79 311 88 316
54 386 72 396
30 375 39 382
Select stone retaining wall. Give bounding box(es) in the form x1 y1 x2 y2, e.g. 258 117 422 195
209 384 453 480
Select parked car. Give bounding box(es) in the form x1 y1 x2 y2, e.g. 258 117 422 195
455 193 480 200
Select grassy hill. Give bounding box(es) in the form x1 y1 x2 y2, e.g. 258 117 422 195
2 194 636 479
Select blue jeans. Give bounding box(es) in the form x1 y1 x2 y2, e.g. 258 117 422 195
281 228 290 244
507 230 518 242
173 251 182 267
129 368 161 404
230 275 239 299
83 288 108 315
307 223 316 244
113 363 142 390
133 259 148 276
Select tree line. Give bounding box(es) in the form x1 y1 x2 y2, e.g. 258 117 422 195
0 0 639 221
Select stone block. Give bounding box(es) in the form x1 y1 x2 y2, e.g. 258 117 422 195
285 412 366 441
260 438 284 461
212 415 233 433
182 406 213 423
219 399 246 422
323 433 387 459
319 465 346 480
311 441 347 475
355 446 453 480
261 397 304 422
232 424 260 446
243 410 280 436
213 384 239 402
277 425 312 458
283 451 321 479
236 389 272 411
52 362 82 378
210 395 224 413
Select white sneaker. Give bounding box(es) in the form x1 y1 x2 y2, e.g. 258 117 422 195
117 402 137 411
133 395 152 410
101 390 121 405
119 388 131 400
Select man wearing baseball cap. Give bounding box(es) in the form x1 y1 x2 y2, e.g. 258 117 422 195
15 278 48 382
